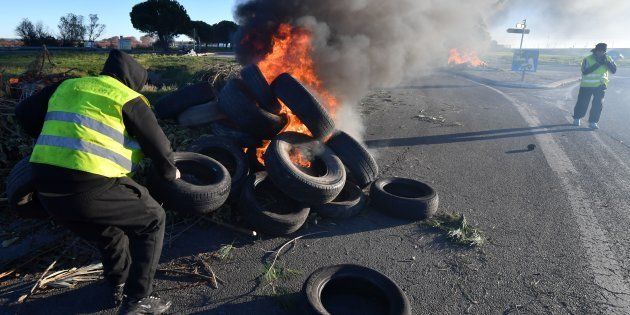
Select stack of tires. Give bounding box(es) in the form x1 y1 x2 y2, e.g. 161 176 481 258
148 64 439 236
147 65 382 235
154 81 225 127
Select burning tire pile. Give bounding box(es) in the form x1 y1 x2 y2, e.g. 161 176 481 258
5 64 440 237
145 64 439 236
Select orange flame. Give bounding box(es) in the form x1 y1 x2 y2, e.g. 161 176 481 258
252 23 339 167
290 147 312 168
448 48 486 67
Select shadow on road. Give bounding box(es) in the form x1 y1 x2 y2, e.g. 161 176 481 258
8 282 115 314
392 84 479 90
301 207 411 241
366 124 593 148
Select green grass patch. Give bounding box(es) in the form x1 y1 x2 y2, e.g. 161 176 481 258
0 51 238 87
212 244 235 261
483 51 629 67
263 262 301 294
424 213 484 247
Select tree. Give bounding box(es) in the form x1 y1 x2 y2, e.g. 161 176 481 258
15 19 57 46
130 0 191 51
58 13 86 46
139 35 156 48
187 20 214 47
87 14 106 42
213 21 238 48
15 19 36 45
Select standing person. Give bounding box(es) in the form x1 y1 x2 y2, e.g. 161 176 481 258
573 43 617 129
15 50 177 314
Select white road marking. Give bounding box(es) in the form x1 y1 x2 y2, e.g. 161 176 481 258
472 80 630 314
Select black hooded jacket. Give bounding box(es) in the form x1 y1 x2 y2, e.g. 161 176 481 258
15 49 176 194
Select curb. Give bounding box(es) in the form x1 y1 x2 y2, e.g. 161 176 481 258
448 70 581 89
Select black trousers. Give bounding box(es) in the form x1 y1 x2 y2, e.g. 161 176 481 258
573 86 606 123
38 177 166 300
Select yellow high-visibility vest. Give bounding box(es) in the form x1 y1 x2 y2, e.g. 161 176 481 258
30 75 149 178
581 54 613 88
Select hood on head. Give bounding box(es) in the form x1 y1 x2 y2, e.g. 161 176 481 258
100 49 148 92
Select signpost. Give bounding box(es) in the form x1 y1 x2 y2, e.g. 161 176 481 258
506 19 531 81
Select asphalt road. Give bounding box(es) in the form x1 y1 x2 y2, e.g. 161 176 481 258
5 67 630 314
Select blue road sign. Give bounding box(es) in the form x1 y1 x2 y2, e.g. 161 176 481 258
512 49 539 72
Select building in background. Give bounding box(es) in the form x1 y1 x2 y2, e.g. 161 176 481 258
118 36 132 51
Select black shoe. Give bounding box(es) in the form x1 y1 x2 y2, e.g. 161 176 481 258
112 283 125 306
119 296 172 315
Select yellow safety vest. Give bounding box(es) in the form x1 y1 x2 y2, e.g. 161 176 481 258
581 54 613 88
30 75 149 178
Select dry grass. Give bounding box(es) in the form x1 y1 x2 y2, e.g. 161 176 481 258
425 213 484 247
211 244 235 261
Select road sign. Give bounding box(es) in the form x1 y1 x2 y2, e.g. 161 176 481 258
507 28 531 34
512 49 539 72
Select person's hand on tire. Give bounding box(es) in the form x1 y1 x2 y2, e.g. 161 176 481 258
175 168 181 180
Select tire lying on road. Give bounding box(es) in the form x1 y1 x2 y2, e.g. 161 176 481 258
218 79 286 140
370 177 438 220
265 132 346 205
303 264 411 315
240 64 282 114
5 156 48 219
154 81 216 119
177 101 227 127
209 121 262 148
326 131 379 188
312 181 366 219
271 73 335 140
238 172 310 236
187 136 249 199
147 152 231 215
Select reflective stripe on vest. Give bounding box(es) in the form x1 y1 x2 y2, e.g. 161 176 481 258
30 75 149 178
36 135 134 171
44 111 141 150
581 55 612 88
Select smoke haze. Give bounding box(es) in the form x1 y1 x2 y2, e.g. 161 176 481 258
492 0 630 48
234 0 503 138
233 0 630 138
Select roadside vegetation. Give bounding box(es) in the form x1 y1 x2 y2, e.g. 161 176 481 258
0 51 238 88
485 51 629 67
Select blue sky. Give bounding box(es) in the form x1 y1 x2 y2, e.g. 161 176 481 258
1 1 628 48
0 0 236 39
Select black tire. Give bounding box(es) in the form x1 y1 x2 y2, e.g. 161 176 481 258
271 73 335 139
5 156 48 219
326 131 379 188
187 136 249 199
177 101 226 127
154 82 216 119
209 121 262 148
265 132 345 205
303 264 411 315
240 64 282 114
218 79 286 140
147 152 231 215
312 182 366 219
370 177 439 220
238 172 310 236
